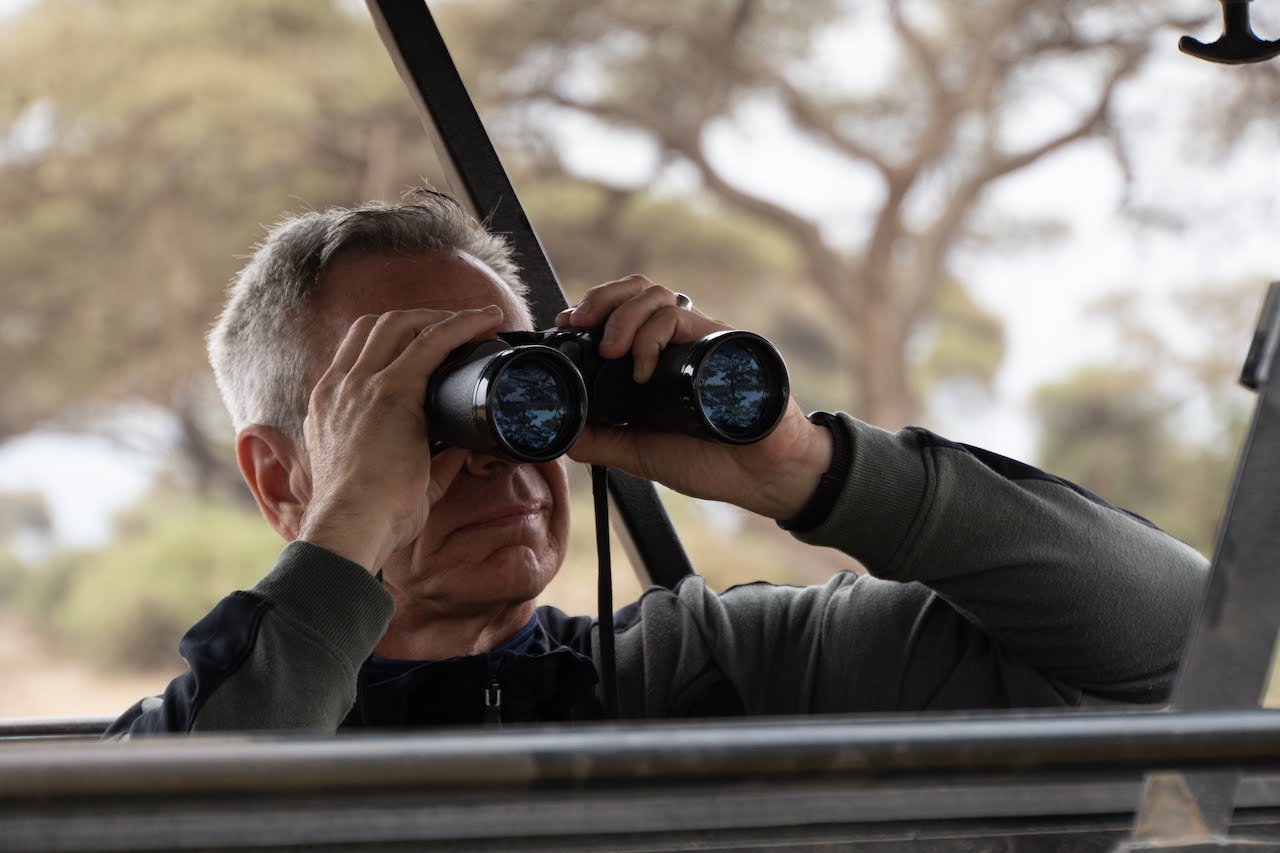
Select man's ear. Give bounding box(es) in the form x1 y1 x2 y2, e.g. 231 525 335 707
236 425 310 542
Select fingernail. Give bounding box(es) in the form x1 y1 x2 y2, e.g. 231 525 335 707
554 309 571 326
600 326 619 347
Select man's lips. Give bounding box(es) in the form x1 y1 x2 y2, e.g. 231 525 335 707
453 501 549 533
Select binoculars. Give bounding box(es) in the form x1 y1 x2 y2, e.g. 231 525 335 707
426 328 790 462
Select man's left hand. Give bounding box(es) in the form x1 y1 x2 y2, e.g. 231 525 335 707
557 275 833 522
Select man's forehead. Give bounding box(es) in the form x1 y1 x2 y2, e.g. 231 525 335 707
313 249 533 329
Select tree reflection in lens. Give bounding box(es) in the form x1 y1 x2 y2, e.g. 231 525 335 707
698 341 769 436
492 360 570 455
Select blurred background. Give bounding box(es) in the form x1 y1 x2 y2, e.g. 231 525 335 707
0 0 1277 716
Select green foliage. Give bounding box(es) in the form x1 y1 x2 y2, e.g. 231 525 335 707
0 0 442 440
913 277 1006 399
0 550 27 605
1031 282 1259 556
33 494 281 671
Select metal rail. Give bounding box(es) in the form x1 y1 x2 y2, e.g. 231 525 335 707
0 716 113 740
6 710 1280 798
8 711 1280 851
365 0 694 588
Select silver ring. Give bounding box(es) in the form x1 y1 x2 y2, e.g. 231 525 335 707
674 292 693 310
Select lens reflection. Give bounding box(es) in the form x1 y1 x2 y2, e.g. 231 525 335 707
698 341 770 435
492 360 570 455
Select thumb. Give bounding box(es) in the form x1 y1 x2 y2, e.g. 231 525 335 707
567 424 644 473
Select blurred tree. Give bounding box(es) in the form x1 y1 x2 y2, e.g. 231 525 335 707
0 0 1023 504
0 491 51 547
0 492 51 603
1032 280 1259 554
36 492 282 670
442 0 1206 427
0 0 442 499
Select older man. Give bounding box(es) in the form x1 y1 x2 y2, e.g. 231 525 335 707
108 190 1207 734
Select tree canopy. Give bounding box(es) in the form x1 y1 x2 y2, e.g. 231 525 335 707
441 0 1206 426
1 0 1143 478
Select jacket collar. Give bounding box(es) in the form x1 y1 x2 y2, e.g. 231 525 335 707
342 609 600 729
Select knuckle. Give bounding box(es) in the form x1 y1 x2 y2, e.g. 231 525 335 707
344 314 378 339
372 310 404 328
365 374 396 401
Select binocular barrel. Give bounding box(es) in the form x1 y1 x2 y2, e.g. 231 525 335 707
426 329 789 463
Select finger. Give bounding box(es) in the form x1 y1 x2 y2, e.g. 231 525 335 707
629 307 679 383
326 314 380 378
425 447 469 504
568 422 699 485
555 274 653 329
565 423 647 477
351 308 463 377
632 308 735 382
384 305 504 383
595 283 684 358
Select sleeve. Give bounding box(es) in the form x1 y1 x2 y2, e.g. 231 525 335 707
678 415 1208 713
104 541 394 737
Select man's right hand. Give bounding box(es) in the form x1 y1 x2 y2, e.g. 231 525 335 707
296 305 505 572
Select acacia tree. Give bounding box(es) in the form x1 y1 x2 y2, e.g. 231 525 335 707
0 0 1205 495
446 0 1207 427
0 0 448 497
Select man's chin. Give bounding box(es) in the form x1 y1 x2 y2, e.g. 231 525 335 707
408 544 559 603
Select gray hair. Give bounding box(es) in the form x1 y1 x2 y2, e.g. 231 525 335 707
207 189 527 442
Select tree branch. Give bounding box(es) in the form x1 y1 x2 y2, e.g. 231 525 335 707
909 45 1143 322
525 86 850 310
887 0 943 102
769 72 894 177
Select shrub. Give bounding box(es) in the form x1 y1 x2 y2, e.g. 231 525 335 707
45 496 281 671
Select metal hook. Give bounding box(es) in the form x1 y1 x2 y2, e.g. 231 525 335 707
1180 0 1280 64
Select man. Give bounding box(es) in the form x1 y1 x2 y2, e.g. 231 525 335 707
108 190 1207 734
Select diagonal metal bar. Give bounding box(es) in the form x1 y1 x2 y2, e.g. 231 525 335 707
1129 282 1280 844
365 0 693 588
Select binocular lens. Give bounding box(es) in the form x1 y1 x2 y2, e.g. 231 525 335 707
430 328 786 462
490 358 577 459
697 339 777 438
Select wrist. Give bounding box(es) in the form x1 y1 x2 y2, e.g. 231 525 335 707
777 412 851 532
297 500 393 573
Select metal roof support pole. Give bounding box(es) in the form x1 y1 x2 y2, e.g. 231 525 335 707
365 0 694 589
1122 282 1280 850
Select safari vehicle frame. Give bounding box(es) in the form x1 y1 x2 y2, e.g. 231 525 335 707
3 1 1280 850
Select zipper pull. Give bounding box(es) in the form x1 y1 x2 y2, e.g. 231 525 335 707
484 678 503 726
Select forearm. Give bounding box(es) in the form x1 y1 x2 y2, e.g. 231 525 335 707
794 416 1208 703
105 542 394 736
